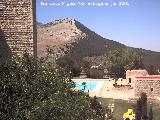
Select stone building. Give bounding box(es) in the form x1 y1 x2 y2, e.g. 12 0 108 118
126 69 149 85
126 69 160 103
123 69 160 104
132 76 160 98
0 0 37 57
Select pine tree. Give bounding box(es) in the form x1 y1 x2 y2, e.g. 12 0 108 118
141 93 148 120
136 99 142 120
148 106 153 120
135 92 148 120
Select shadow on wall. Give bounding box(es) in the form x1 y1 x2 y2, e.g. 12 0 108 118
0 27 12 64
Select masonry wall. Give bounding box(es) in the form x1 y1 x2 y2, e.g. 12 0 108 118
126 70 148 79
134 79 160 97
126 70 149 85
0 0 37 57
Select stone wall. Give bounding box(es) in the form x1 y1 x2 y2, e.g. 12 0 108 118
0 0 36 57
126 70 149 79
133 78 160 97
126 70 149 85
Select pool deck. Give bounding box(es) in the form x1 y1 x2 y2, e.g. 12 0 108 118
72 78 134 100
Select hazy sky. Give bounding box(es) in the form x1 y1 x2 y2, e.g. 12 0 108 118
37 0 160 52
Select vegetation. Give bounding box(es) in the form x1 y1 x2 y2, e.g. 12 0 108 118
90 96 111 120
98 98 160 120
38 19 160 74
56 47 159 79
135 98 142 120
135 93 149 120
103 48 144 78
56 56 91 77
148 106 153 120
0 53 110 120
145 64 160 75
98 98 134 120
89 68 104 79
141 93 148 120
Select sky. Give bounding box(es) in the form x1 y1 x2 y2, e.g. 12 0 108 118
36 0 160 52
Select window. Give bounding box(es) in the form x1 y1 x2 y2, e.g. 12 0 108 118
151 88 153 92
129 78 131 83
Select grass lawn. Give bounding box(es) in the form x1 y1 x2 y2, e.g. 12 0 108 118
98 97 160 120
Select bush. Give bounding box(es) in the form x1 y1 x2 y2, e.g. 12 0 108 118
0 53 108 120
89 68 104 79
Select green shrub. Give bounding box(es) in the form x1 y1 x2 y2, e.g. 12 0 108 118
0 53 108 120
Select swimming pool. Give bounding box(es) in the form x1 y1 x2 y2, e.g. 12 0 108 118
72 79 108 96
75 82 98 92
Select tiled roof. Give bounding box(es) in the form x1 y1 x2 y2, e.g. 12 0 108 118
135 76 160 80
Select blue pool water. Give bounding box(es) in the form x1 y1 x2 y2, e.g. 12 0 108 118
75 82 97 91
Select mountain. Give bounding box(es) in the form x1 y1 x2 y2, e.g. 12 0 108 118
37 18 160 66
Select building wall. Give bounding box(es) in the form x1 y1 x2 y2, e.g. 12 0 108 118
133 78 160 97
0 0 37 57
126 70 149 85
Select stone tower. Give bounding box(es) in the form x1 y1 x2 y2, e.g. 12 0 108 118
0 0 37 57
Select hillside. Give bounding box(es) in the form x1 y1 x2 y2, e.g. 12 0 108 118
37 18 160 66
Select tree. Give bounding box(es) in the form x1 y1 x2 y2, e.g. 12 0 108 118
0 52 108 120
135 92 148 120
89 68 104 79
148 106 153 120
141 93 148 120
103 48 144 78
57 56 78 77
90 96 102 115
135 99 142 120
90 96 112 120
146 64 159 75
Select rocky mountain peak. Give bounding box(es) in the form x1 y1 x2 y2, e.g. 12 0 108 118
37 18 87 58
37 18 160 65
